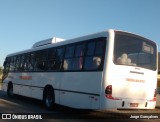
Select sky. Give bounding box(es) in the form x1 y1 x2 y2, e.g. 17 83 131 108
0 0 160 66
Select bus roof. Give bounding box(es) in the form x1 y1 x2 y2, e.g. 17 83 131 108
6 29 156 57
6 30 109 57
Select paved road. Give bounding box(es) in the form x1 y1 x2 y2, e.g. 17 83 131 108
0 90 160 122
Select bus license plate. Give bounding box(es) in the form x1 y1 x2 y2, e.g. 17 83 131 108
130 103 138 107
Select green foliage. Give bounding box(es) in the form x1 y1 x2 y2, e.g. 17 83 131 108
0 66 3 76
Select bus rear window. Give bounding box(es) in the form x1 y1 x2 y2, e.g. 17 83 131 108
114 33 157 71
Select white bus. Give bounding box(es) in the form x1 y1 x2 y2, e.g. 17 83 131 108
2 29 158 110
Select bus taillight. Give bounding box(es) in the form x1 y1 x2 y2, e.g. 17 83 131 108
152 89 157 101
148 89 156 102
105 85 112 95
153 89 157 101
105 85 120 100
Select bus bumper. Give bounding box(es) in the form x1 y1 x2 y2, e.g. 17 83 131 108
116 99 156 109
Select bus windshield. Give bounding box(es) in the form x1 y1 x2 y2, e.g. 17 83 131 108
114 32 157 71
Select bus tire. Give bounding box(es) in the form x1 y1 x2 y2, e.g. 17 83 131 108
43 87 56 110
7 82 14 98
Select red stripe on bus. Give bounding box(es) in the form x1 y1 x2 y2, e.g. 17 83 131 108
19 76 32 80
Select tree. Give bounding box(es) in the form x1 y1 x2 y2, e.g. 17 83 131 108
0 66 3 76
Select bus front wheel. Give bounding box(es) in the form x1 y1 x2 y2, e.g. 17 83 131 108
43 87 56 110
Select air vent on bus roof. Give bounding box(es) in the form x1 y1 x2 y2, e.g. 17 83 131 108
32 37 64 48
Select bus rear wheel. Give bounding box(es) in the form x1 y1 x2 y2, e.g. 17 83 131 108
43 87 56 110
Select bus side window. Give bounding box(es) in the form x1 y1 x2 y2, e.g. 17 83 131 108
24 53 30 71
14 55 21 71
86 41 95 56
63 46 75 70
84 38 106 71
48 47 64 71
63 43 85 71
35 50 48 71
9 57 14 71
48 48 56 60
93 57 101 69
19 54 25 71
84 41 96 70
29 53 35 71
3 60 7 67
11 56 16 71
73 43 85 70
55 47 64 70
3 58 10 74
2 58 10 81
